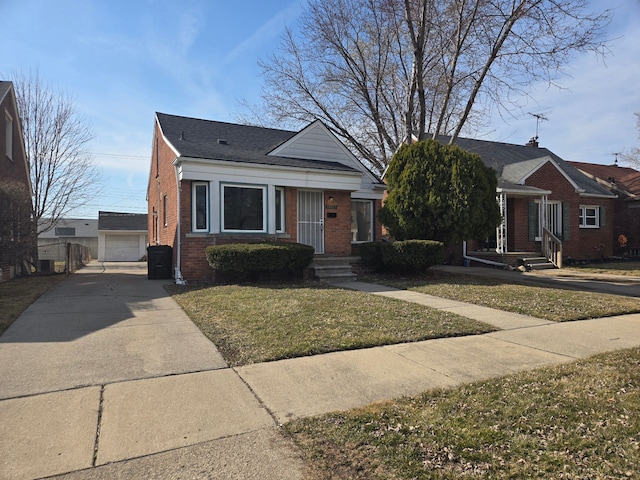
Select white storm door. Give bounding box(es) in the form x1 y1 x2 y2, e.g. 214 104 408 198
297 190 324 254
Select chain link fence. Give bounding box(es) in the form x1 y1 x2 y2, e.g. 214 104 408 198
37 242 92 274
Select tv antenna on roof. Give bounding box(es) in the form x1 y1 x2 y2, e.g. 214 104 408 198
528 112 548 141
609 152 622 165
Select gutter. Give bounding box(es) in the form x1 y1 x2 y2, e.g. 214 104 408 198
462 241 511 269
173 159 186 285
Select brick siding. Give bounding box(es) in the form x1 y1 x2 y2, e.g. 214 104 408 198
1 85 32 281
522 162 615 260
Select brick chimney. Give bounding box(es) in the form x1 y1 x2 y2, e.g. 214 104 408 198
526 137 539 148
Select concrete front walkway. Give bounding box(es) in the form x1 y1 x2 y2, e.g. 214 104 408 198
1 263 640 479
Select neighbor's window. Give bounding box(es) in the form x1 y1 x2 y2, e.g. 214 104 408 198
192 182 209 232
351 200 373 242
222 184 266 232
275 187 285 233
579 205 599 228
5 111 13 159
55 227 76 236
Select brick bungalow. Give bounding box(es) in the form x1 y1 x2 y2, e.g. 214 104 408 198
0 81 32 281
570 161 640 258
438 136 616 267
147 113 385 282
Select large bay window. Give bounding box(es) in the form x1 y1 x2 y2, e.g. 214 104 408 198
222 184 267 232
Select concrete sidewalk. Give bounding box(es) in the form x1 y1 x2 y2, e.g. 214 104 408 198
2 263 640 479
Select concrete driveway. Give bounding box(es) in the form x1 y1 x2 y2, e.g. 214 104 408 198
0 262 302 480
0 262 227 398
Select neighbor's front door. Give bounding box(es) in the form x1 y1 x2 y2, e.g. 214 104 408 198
298 190 324 254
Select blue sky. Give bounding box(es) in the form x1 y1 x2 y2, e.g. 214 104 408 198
1 0 639 218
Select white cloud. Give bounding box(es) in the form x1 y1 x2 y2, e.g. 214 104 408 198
224 1 301 63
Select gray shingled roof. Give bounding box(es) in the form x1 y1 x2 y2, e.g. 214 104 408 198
98 211 147 231
0 81 12 103
436 135 614 197
156 112 360 173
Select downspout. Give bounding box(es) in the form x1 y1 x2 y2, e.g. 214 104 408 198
463 241 510 269
173 160 186 285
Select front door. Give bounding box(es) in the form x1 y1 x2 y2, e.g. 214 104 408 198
546 201 562 237
298 190 324 254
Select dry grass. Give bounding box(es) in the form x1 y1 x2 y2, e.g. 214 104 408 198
286 347 640 479
0 274 66 335
566 261 640 277
167 282 494 366
363 271 640 322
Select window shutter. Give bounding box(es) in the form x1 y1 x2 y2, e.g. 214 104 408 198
528 202 538 241
600 206 606 227
562 202 570 241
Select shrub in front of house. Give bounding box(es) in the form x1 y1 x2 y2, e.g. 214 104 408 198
359 241 386 270
359 240 444 273
205 242 315 281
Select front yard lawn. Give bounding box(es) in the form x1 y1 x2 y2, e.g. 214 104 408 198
167 282 494 366
566 261 640 277
286 347 640 479
364 271 640 322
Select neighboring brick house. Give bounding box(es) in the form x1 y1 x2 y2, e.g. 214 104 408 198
0 81 32 281
436 136 616 267
148 113 385 282
570 161 640 258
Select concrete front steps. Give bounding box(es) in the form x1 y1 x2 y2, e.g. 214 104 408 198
519 256 557 270
309 256 358 282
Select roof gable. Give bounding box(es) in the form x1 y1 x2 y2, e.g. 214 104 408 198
269 120 354 165
435 135 613 197
1 80 32 192
0 81 13 103
155 113 361 174
501 156 552 184
269 120 383 186
503 156 583 192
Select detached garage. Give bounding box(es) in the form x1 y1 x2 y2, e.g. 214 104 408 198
98 211 148 262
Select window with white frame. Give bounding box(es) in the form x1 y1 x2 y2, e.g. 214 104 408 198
351 200 373 242
163 194 168 227
275 187 285 233
579 205 599 228
222 184 266 232
5 111 13 159
192 182 209 232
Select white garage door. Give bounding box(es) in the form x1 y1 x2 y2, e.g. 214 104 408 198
104 234 140 261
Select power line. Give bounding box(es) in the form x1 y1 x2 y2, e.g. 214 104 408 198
93 152 149 158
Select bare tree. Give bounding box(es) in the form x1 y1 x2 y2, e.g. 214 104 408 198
621 113 640 168
249 0 611 174
10 70 102 261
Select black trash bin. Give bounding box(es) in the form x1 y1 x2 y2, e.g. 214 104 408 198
147 245 173 280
